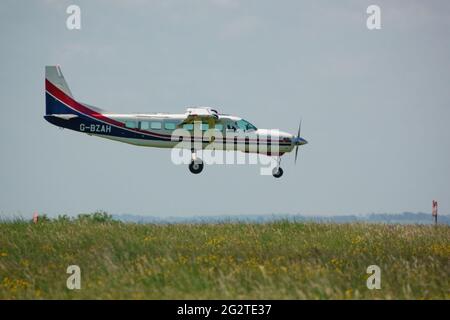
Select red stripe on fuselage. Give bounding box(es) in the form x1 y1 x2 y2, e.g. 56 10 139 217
46 79 125 128
45 79 174 139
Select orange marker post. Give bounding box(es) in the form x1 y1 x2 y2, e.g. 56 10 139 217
33 212 39 224
432 200 438 225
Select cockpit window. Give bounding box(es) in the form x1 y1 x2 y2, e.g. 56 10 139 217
236 119 257 132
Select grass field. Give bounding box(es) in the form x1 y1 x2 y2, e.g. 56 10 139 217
0 219 449 299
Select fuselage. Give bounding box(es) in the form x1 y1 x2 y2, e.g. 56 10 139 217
45 79 298 155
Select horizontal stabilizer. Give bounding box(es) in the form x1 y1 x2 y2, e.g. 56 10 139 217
47 114 79 120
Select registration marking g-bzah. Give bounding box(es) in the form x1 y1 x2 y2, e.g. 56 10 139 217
80 123 112 133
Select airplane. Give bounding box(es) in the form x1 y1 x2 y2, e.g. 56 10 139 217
44 65 308 178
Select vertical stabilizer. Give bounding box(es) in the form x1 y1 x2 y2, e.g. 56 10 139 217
45 65 73 98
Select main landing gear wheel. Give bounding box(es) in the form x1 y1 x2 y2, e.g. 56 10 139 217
272 167 283 178
189 160 204 174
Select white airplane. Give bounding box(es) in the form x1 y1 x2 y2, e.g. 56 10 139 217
44 66 308 178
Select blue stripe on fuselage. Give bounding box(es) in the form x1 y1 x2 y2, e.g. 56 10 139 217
44 92 168 141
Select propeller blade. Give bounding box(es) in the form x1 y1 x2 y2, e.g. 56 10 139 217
294 119 302 164
297 119 302 138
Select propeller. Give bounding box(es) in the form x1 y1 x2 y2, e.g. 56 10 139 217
293 119 307 164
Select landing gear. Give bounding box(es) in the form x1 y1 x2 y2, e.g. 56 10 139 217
189 160 204 174
189 149 204 174
272 156 284 178
272 167 283 178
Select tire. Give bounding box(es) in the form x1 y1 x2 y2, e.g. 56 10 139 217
189 160 204 174
272 167 283 178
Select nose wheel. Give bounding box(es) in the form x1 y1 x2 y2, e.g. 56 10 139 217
272 156 284 178
272 167 283 178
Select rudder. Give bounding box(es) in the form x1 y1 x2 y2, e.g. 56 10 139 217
45 65 74 115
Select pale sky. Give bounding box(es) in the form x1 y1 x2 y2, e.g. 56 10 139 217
0 0 449 218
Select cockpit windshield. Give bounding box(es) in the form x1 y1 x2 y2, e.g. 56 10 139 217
235 119 257 132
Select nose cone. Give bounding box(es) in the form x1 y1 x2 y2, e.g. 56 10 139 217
293 136 308 146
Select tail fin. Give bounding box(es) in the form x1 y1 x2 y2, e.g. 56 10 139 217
45 65 77 116
45 66 73 98
45 65 107 117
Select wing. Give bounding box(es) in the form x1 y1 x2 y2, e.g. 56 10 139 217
178 107 219 127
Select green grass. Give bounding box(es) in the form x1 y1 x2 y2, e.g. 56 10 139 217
0 220 449 299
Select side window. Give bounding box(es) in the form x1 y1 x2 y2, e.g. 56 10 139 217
201 123 209 131
164 122 176 130
150 122 162 130
183 124 194 131
125 121 137 129
215 124 223 131
140 121 149 130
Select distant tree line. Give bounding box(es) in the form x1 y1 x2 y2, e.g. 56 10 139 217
32 211 115 223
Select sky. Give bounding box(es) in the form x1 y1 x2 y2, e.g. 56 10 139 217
0 0 449 218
